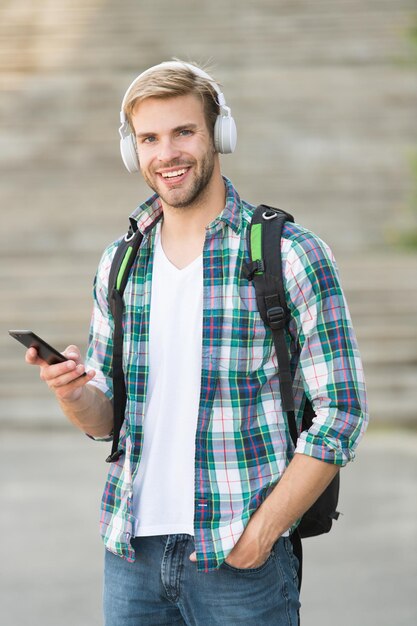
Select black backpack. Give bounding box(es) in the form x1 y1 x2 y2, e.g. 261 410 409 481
244 206 340 541
104 204 340 587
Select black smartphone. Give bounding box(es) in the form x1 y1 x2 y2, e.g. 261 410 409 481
8 330 85 375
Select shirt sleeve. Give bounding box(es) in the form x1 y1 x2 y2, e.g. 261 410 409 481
84 243 118 402
283 229 369 466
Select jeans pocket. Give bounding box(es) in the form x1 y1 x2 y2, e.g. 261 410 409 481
222 550 274 575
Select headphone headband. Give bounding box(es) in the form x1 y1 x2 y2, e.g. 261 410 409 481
120 61 226 123
118 60 237 172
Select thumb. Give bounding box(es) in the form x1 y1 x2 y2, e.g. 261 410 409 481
64 345 82 363
189 551 197 562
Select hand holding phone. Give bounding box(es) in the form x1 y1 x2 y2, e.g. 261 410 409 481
9 330 109 436
9 330 71 364
9 330 87 378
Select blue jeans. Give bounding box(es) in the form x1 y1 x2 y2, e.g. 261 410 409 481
104 534 300 625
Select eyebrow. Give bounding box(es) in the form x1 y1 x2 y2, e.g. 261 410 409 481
135 123 199 140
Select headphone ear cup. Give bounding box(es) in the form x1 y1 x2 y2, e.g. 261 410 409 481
120 134 140 173
214 115 237 154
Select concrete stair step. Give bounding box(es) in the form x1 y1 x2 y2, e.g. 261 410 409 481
1 1 414 75
358 340 417 365
4 328 417 373
2 295 416 327
0 398 415 430
2 352 416 386
1 250 417 274
1 366 415 429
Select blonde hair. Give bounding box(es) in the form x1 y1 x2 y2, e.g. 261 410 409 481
123 61 220 136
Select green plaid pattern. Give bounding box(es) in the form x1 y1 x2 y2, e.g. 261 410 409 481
85 178 368 571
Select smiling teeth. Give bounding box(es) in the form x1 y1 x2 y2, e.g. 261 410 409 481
161 169 187 178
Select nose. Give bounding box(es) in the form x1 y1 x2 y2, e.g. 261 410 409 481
157 136 181 163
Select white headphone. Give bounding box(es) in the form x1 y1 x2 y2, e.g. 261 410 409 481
118 61 237 173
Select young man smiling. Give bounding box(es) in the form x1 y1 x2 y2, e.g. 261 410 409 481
26 60 368 625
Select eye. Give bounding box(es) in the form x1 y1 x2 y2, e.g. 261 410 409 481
178 129 193 137
136 134 156 144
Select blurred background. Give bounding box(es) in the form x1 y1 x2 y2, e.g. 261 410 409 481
0 1 416 625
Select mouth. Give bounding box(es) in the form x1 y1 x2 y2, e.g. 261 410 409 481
157 166 191 185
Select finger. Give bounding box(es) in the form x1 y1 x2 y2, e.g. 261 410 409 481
189 551 197 562
42 360 93 387
45 367 95 397
25 347 48 367
55 368 96 391
49 368 96 403
40 358 76 382
63 345 82 363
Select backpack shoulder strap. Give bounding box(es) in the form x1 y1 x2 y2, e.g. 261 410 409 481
246 204 298 442
247 204 303 593
107 222 143 315
106 223 143 463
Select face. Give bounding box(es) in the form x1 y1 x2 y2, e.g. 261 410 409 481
131 94 218 210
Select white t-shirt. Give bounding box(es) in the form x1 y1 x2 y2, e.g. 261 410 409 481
132 229 203 537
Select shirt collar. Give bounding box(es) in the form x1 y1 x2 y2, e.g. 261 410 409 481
129 177 242 236
129 193 163 236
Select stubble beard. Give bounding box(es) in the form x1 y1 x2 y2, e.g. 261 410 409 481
142 148 216 210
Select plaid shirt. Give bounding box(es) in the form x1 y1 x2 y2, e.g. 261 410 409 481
85 178 368 572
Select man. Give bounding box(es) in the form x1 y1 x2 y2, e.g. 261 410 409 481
26 60 368 625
